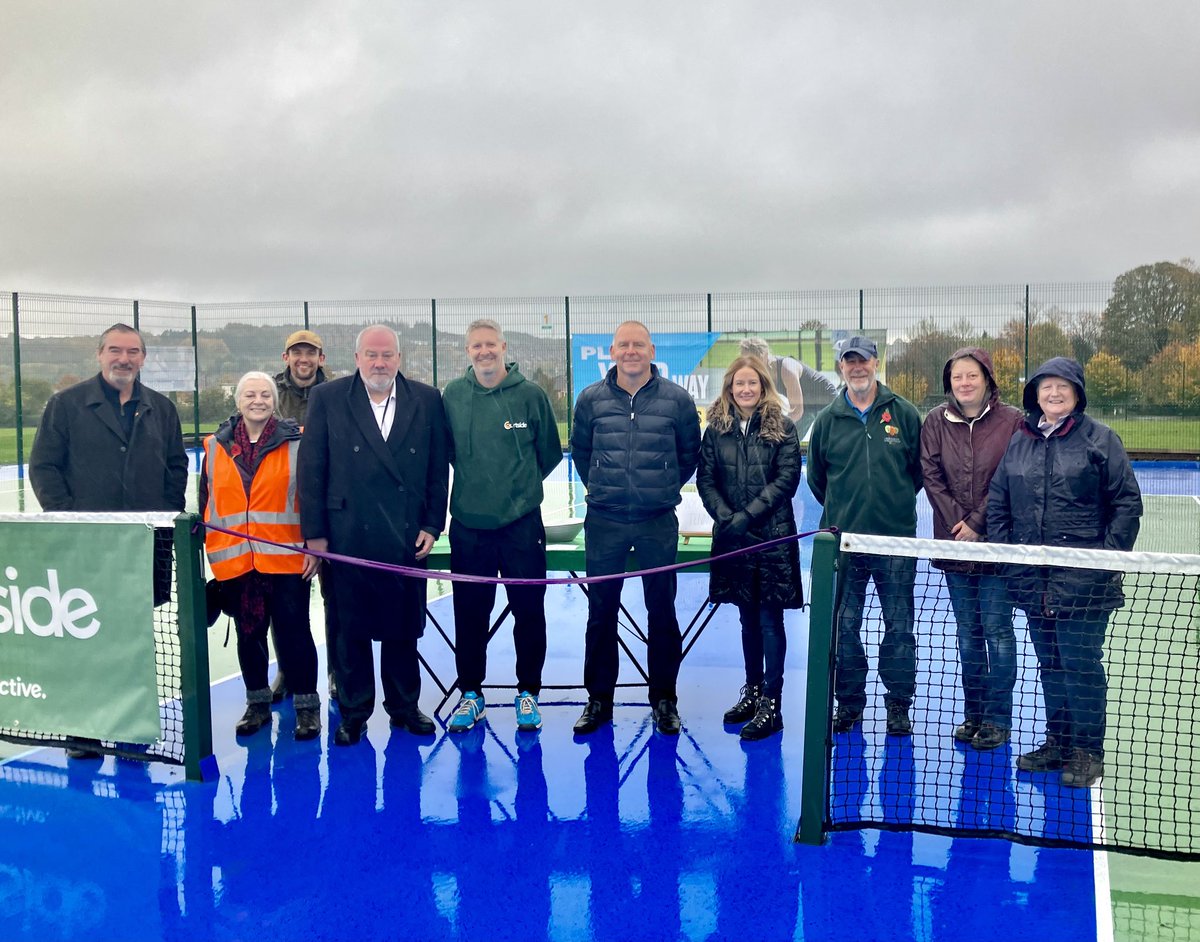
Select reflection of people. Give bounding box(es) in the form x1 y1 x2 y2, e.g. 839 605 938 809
200 372 322 742
738 336 837 439
697 355 802 739
272 328 336 705
298 325 449 746
29 322 188 760
988 356 1142 788
807 335 923 737
570 321 701 736
443 319 562 733
920 348 1024 750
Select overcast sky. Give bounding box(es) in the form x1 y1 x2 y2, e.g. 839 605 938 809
1 2 1197 302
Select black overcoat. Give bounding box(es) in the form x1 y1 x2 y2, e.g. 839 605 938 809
696 412 803 608
297 372 449 642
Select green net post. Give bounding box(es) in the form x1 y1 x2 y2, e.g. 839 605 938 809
795 530 838 845
175 514 217 782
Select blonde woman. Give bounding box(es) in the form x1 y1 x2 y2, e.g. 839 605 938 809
697 356 803 739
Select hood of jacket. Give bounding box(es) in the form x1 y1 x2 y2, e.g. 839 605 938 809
942 346 1002 420
1022 356 1087 415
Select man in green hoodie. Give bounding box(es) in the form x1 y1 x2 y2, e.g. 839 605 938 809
443 319 563 733
807 335 923 737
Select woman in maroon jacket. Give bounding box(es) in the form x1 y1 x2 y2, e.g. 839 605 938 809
919 348 1024 750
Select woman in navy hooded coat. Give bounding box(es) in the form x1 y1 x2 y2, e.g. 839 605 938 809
987 356 1142 789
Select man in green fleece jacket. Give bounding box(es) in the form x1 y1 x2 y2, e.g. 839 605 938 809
443 319 563 733
806 335 923 737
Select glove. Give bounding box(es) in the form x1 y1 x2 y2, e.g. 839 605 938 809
726 512 750 537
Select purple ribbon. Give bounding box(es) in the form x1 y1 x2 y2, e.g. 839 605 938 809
196 521 834 587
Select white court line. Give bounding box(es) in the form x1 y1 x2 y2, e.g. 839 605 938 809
1092 785 1114 942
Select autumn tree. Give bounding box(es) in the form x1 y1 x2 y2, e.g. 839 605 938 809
1101 260 1200 371
988 347 1023 406
1084 351 1132 412
1136 340 1200 413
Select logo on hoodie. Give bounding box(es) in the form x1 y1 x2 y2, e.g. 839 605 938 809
504 421 528 430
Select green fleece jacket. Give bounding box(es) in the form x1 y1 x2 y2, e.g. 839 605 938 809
806 382 923 537
443 363 563 529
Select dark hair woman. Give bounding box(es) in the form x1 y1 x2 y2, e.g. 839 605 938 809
697 355 803 740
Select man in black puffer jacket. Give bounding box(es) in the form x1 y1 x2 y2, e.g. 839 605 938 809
570 321 702 736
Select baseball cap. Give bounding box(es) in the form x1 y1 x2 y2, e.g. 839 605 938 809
837 335 878 361
284 329 324 352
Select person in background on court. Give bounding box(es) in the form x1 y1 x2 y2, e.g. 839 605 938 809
920 348 1024 750
696 355 803 740
270 329 338 706
738 336 837 440
30 322 188 760
806 335 923 736
570 321 701 736
442 318 562 733
988 356 1142 788
298 325 449 746
200 371 322 741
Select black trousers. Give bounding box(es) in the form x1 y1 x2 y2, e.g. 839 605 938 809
450 511 548 696
583 510 682 705
234 573 318 695
334 628 422 725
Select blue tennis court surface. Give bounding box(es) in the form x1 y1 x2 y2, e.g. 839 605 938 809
1 462 1196 941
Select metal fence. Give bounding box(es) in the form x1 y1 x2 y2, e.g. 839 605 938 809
3 281 1198 463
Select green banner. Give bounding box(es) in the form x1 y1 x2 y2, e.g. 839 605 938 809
0 521 161 743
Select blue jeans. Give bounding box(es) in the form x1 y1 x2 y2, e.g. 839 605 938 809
944 571 1016 729
583 510 682 705
835 553 917 712
736 601 787 700
1026 611 1109 758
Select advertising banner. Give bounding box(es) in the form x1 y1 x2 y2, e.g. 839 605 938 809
0 521 161 743
572 332 723 408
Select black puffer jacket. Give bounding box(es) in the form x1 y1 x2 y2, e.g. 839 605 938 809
987 357 1142 616
696 409 803 607
571 365 701 523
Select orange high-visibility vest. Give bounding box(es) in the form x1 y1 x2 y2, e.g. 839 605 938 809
203 435 304 579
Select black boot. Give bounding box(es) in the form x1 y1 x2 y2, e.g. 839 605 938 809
740 695 783 741
723 684 762 724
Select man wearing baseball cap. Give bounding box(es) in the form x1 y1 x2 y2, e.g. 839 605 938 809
273 329 336 704
276 330 329 426
806 334 923 737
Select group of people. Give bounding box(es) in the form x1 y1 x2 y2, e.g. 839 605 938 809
28 321 1142 784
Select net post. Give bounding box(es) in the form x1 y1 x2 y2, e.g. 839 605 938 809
795 530 838 845
175 514 218 782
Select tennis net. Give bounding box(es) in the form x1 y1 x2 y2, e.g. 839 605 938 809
807 532 1200 860
0 512 213 777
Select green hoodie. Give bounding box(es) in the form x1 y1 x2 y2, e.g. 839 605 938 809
443 363 563 529
806 381 923 537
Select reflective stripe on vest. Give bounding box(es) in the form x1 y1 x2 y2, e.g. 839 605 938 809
204 436 304 579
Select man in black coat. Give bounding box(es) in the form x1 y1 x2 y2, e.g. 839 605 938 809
29 322 188 759
297 325 449 746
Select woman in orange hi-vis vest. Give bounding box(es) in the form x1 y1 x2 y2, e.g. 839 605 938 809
200 371 322 741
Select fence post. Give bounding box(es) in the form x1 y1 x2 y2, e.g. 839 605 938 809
431 298 438 385
303 300 309 331
858 289 864 332
706 292 712 333
190 305 200 457
11 293 24 509
795 530 838 845
175 515 217 781
564 296 572 443
1023 284 1031 382
132 298 139 331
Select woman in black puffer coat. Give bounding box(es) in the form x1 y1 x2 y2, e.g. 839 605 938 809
697 355 803 740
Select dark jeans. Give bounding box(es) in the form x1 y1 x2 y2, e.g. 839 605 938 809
1026 611 1109 757
944 571 1016 729
583 510 682 705
234 573 318 696
736 601 787 700
450 511 548 696
835 553 917 712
